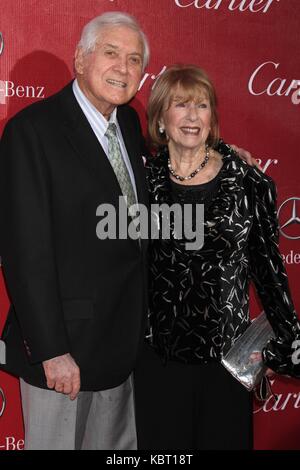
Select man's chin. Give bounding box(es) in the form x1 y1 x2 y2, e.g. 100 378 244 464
110 94 135 106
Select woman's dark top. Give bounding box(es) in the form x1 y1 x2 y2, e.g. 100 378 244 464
170 172 220 206
145 140 300 377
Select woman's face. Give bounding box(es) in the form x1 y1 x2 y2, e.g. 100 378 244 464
160 87 212 153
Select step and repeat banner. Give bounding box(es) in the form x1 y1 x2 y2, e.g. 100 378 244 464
0 0 299 450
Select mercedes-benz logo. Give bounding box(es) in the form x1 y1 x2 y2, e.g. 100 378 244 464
278 197 300 240
0 386 6 418
0 33 4 56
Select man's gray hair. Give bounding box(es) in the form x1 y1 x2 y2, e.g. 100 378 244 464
78 11 150 71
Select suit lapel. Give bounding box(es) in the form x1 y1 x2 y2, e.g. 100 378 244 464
57 83 148 251
58 84 148 207
58 82 123 204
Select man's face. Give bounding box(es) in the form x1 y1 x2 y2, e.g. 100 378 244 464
75 25 144 119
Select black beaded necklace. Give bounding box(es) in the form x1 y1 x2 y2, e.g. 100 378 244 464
168 146 210 182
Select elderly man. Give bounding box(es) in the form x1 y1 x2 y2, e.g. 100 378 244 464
0 12 149 450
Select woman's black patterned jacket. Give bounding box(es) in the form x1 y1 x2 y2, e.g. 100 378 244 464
145 140 300 377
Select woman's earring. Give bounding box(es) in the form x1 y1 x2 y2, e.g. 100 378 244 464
159 126 165 134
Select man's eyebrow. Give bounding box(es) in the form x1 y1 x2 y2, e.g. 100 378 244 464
102 43 142 57
102 43 119 49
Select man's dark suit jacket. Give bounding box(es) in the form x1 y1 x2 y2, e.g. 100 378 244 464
0 82 149 391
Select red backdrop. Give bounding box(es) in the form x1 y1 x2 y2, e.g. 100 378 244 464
0 0 299 450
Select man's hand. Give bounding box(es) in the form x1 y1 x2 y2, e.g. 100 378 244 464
230 144 262 169
43 353 81 400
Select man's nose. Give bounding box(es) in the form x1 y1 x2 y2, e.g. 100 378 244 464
114 56 128 74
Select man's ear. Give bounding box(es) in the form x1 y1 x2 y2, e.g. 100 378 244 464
74 47 85 75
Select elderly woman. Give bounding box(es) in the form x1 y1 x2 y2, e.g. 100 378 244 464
134 65 300 450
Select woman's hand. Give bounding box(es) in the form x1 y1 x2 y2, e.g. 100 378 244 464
250 352 275 378
230 144 262 169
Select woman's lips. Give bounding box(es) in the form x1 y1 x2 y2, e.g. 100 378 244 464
180 127 200 135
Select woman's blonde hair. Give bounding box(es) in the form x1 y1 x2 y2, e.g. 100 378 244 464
148 64 219 148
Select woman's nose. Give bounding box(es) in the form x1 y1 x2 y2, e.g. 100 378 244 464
186 104 199 121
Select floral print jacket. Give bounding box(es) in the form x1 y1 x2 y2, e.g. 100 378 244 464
145 141 300 377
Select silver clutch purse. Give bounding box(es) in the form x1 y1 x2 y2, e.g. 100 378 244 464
221 312 275 391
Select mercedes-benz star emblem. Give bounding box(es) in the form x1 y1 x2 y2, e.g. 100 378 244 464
0 387 6 418
278 197 300 240
0 33 4 56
